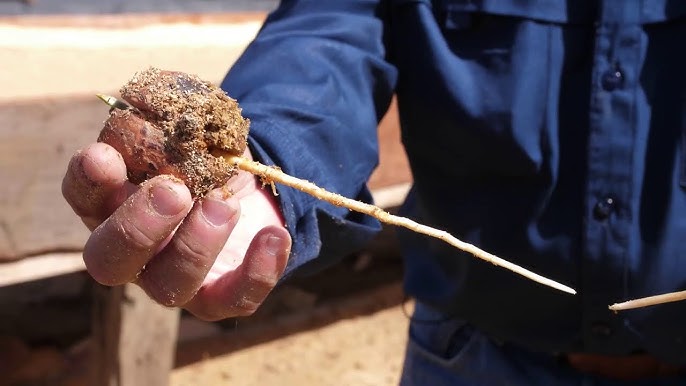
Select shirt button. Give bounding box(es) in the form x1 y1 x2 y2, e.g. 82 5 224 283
591 322 613 337
601 68 624 91
593 197 615 220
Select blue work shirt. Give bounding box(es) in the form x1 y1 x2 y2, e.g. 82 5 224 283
222 1 686 364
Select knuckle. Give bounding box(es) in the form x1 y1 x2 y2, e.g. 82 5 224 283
232 297 262 317
247 271 279 292
145 280 184 308
139 266 198 309
172 234 214 271
115 216 159 251
85 260 127 286
83 242 127 286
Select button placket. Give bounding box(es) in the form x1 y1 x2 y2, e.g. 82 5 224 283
593 197 615 220
581 3 644 352
600 63 624 91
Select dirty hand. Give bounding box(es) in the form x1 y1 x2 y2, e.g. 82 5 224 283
62 142 291 321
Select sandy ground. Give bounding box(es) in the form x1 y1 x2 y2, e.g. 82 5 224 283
171 305 411 386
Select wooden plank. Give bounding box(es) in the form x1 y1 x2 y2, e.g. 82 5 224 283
0 97 117 260
92 283 180 386
0 1 278 16
0 17 263 101
0 13 268 28
0 252 85 287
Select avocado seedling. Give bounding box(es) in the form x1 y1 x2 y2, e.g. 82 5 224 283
96 67 575 295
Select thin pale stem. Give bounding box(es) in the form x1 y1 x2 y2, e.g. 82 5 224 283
225 154 576 295
609 290 686 312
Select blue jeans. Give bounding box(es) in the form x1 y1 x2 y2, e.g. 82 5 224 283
400 303 686 386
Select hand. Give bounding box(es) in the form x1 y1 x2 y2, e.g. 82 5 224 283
62 142 291 321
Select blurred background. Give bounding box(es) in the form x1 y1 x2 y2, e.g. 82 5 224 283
0 1 412 385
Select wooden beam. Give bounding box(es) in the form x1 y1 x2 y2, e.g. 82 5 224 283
0 17 264 102
0 252 85 287
92 283 180 386
0 13 268 28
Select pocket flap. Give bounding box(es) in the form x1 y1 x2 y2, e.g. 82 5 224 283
438 0 595 24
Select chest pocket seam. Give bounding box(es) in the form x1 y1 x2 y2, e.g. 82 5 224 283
433 0 595 27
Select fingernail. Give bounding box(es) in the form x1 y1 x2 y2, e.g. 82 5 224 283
79 153 103 183
149 181 186 216
201 198 236 226
265 235 282 256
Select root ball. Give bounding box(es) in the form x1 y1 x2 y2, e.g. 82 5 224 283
97 67 250 197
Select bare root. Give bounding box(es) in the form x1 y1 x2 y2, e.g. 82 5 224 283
225 153 576 295
609 290 686 312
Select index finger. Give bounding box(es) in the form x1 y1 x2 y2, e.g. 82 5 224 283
62 142 129 229
83 176 193 286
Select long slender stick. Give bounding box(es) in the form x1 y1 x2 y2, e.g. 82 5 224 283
609 290 686 311
226 154 576 295
96 94 576 295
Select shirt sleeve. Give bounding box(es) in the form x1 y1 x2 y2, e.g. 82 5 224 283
220 1 398 279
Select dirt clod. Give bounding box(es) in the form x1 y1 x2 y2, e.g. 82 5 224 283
98 67 250 197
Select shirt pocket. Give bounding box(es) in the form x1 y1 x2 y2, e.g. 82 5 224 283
431 0 596 74
429 1 596 177
405 315 479 371
391 0 597 178
424 2 577 176
402 308 515 384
